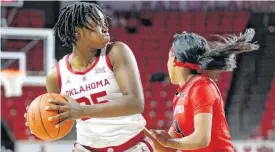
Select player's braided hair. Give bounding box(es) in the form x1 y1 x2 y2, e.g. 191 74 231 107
172 28 259 71
53 2 109 47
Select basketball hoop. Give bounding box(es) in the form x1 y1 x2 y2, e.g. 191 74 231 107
0 69 25 97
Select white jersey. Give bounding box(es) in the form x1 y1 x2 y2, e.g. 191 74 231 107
56 44 146 148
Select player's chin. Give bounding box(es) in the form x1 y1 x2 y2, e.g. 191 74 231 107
104 37 110 43
168 75 177 85
170 79 177 85
97 40 109 49
102 37 110 45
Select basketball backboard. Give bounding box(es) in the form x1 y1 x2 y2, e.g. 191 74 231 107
0 27 55 86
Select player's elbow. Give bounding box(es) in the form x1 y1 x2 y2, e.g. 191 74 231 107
197 134 211 148
136 97 144 113
131 95 144 113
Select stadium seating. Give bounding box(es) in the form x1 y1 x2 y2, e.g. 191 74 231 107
1 11 248 139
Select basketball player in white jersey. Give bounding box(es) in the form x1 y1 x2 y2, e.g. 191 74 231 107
24 2 154 152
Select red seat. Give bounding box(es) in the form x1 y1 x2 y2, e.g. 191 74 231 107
2 86 46 139
10 9 45 28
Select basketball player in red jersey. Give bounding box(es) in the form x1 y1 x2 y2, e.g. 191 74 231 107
24 2 153 152
146 29 259 152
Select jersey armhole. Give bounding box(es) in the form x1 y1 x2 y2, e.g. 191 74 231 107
56 62 62 90
105 43 114 71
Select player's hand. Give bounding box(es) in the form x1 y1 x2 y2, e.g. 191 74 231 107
24 106 29 127
150 129 171 147
24 106 34 134
45 94 84 128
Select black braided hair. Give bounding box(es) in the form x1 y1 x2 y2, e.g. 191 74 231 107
54 2 109 47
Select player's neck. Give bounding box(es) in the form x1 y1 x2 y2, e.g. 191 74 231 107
177 72 195 88
71 45 98 67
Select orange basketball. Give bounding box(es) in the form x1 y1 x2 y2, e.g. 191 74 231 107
26 93 74 141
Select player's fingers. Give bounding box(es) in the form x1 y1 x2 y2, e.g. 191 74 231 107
150 130 164 139
24 113 27 118
48 99 67 105
26 106 29 111
25 122 29 127
150 130 163 142
48 111 69 122
28 129 34 134
151 129 165 134
60 94 71 101
150 130 158 138
45 105 69 111
55 118 70 128
150 129 159 134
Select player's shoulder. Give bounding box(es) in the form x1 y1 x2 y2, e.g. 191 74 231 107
47 54 69 78
189 75 216 92
46 65 58 81
108 41 132 54
45 65 60 93
194 75 213 86
110 41 129 47
107 41 135 64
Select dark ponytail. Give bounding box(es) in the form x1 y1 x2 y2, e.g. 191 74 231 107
198 28 259 71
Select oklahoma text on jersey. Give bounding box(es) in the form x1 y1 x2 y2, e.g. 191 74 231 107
65 79 110 96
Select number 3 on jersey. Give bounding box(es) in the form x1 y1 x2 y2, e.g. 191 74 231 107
76 91 108 121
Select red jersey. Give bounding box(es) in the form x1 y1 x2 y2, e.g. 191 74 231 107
171 75 234 152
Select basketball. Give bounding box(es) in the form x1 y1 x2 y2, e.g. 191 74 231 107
26 93 74 141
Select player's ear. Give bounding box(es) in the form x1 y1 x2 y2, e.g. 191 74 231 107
75 30 80 39
75 27 82 39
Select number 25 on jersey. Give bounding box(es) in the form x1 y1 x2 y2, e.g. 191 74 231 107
76 91 108 120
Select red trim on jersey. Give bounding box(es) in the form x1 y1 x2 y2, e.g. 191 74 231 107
65 54 100 75
74 131 145 152
105 43 113 71
142 139 154 152
56 62 62 90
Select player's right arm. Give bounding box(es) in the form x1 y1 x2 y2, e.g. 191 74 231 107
24 66 60 127
144 128 177 152
45 66 60 94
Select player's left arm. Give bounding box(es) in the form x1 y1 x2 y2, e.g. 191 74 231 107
163 114 212 150
82 41 144 117
152 83 215 150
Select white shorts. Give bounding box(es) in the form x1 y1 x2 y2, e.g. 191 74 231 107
73 137 153 152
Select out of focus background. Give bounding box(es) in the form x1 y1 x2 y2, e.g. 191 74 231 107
1 1 275 152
